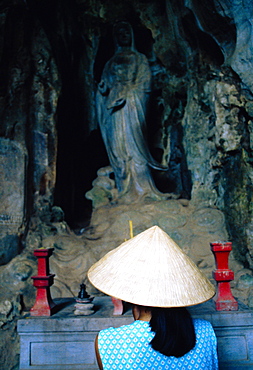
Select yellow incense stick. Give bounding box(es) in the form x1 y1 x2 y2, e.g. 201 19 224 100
129 220 133 239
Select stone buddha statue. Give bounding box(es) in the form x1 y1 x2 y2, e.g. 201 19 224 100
96 21 167 202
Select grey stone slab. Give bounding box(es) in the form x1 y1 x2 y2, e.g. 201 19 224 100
218 335 248 362
18 297 253 370
17 297 133 333
20 332 98 370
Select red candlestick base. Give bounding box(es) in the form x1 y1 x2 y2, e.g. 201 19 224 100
211 242 238 311
111 297 124 315
30 248 56 316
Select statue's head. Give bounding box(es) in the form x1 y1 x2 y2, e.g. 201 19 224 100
113 21 132 48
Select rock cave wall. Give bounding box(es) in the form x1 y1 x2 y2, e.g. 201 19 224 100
1 0 253 369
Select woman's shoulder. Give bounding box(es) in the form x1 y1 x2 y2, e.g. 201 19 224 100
193 318 217 341
99 320 149 337
193 318 214 329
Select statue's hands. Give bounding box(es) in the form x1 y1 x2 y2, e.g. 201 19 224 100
107 98 126 112
98 81 109 95
113 98 126 107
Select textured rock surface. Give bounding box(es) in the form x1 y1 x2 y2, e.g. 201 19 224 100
0 295 21 370
0 139 26 265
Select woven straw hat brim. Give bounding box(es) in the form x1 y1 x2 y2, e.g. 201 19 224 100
87 225 215 307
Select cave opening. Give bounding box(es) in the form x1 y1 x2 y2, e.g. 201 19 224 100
53 93 109 230
54 20 161 229
53 17 193 228
53 53 109 230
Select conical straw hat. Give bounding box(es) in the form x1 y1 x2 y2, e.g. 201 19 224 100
87 225 215 307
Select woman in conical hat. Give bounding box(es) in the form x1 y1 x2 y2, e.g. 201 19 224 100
88 225 218 369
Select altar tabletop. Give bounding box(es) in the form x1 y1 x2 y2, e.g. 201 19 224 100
18 297 253 370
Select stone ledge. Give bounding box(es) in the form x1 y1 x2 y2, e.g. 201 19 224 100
18 297 253 370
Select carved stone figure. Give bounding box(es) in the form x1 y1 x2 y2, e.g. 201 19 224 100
96 21 167 202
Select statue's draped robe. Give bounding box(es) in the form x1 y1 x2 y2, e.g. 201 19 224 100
96 45 165 198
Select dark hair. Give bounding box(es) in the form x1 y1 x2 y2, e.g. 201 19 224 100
149 307 196 358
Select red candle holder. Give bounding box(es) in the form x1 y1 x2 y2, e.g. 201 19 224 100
30 248 56 316
211 241 238 311
111 297 124 315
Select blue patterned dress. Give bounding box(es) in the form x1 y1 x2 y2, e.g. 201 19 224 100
98 319 218 369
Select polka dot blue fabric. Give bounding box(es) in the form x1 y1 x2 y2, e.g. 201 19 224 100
98 319 218 369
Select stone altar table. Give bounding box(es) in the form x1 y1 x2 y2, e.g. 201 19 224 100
18 297 253 370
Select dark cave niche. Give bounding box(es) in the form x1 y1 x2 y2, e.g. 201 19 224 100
53 12 195 228
54 19 157 229
53 54 110 229
181 7 225 66
54 109 109 229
